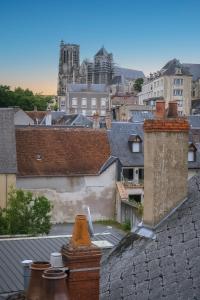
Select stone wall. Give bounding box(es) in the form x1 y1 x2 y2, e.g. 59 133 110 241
17 162 116 223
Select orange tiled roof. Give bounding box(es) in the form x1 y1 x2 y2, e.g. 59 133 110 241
16 127 111 176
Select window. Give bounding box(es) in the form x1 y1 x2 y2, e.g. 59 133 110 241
173 89 183 96
188 151 195 162
122 168 134 181
82 109 86 115
132 142 140 152
174 78 183 85
101 98 106 107
82 98 87 107
188 144 196 162
91 98 96 107
72 98 77 107
128 135 142 152
129 194 141 203
61 100 65 106
101 110 106 116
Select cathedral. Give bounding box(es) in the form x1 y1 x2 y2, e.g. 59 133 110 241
57 41 114 95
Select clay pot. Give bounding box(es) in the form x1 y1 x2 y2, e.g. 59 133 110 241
26 261 51 300
42 269 69 300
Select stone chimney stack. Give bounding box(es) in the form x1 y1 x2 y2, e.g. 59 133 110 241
92 112 100 129
143 101 190 227
61 215 101 300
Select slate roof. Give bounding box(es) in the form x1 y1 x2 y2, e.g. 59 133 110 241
130 111 154 123
0 233 121 296
67 83 108 93
107 122 144 167
95 47 109 57
189 115 200 128
0 109 17 174
161 59 192 76
26 111 48 124
111 95 138 106
101 174 200 300
183 63 200 81
40 111 65 125
15 128 111 176
114 67 145 80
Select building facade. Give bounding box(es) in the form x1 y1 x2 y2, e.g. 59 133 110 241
139 59 192 115
59 83 110 117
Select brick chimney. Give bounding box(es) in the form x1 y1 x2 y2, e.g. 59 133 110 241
143 101 190 227
61 215 102 300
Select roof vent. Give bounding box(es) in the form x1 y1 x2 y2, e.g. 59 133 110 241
36 154 42 161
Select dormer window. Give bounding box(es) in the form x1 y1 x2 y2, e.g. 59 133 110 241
128 135 142 153
175 67 182 75
188 143 197 162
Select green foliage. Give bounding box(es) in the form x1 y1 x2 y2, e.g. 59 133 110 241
0 85 52 111
95 219 131 232
134 78 144 92
137 203 144 216
0 189 52 235
122 219 131 231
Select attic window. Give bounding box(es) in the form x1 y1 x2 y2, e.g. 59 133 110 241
36 154 42 161
128 135 142 153
188 143 197 162
175 67 182 75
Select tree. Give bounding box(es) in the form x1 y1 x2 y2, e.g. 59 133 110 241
134 78 144 92
0 85 52 111
0 189 52 235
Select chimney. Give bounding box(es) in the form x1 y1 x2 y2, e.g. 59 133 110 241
45 110 52 126
143 101 190 227
155 100 166 119
105 114 112 129
167 101 178 118
26 261 51 300
61 215 102 300
92 112 100 129
42 269 69 300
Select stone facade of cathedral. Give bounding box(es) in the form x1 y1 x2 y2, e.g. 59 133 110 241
57 41 114 95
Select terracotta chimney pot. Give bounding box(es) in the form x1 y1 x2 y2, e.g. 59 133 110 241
155 100 166 119
70 214 91 248
42 269 69 300
26 261 51 300
167 101 178 118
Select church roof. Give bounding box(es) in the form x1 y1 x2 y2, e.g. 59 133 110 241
95 46 109 57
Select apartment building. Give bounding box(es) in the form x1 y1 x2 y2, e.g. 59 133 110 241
139 59 192 115
59 83 110 117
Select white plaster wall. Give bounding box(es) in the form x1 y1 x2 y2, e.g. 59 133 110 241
17 162 117 223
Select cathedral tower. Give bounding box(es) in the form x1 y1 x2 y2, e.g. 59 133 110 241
57 40 80 95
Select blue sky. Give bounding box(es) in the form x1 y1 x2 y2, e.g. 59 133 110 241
0 0 200 94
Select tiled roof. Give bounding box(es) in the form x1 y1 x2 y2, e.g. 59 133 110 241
95 47 109 57
183 63 200 80
67 83 108 93
114 67 145 80
189 115 200 128
26 111 48 124
15 128 111 176
161 59 192 76
0 109 17 174
108 122 144 167
101 174 200 300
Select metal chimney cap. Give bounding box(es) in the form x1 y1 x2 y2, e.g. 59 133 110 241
21 260 33 266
